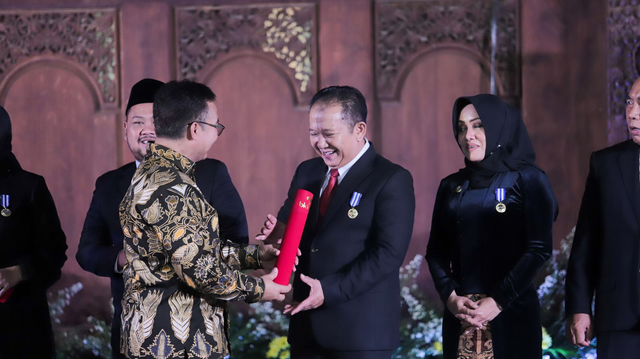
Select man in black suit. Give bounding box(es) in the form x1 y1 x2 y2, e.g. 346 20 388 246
76 79 248 359
259 86 415 358
566 77 640 358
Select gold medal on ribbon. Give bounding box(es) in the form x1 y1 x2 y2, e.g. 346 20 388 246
495 188 507 214
348 192 362 219
1 195 10 217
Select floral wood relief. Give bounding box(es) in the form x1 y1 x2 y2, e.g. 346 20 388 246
176 5 315 97
608 0 639 144
0 10 118 103
375 0 519 101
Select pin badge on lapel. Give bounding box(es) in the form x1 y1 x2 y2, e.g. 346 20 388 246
495 188 506 213
1 194 10 217
348 192 362 219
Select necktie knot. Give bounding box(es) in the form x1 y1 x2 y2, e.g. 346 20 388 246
330 169 339 179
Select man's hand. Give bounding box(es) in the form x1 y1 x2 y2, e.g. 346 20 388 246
566 313 594 347
259 242 301 271
261 268 292 302
256 214 285 245
0 265 23 298
117 250 126 271
283 274 324 315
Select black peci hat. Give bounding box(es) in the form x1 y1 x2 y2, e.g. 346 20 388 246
125 78 165 116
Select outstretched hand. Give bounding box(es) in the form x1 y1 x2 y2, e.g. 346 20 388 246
283 274 324 315
255 214 285 245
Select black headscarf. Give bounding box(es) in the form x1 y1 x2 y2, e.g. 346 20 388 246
0 106 21 171
452 94 537 188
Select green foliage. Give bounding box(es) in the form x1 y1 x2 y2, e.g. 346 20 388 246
48 283 112 359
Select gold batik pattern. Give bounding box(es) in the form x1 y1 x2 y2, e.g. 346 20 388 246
119 144 265 359
457 294 494 359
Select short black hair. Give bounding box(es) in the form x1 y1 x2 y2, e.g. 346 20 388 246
309 86 367 129
153 80 216 139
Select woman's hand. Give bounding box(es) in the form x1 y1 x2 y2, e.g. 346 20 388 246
446 291 482 327
469 297 502 329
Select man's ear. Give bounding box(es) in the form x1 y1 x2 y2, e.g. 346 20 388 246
355 122 367 141
186 122 197 141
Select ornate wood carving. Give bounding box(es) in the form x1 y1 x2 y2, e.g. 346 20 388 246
608 0 639 144
0 9 119 104
175 4 316 103
375 0 519 102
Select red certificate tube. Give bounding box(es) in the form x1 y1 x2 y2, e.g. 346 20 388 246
274 189 313 285
0 288 14 303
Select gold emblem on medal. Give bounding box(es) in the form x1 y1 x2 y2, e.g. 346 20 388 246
348 208 358 219
1 208 11 217
495 203 506 213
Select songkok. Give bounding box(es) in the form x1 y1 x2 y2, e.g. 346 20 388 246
125 78 165 116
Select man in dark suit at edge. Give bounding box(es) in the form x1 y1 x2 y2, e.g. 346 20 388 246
76 78 249 359
259 86 415 358
566 77 640 358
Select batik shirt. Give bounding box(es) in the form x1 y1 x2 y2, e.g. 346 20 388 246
119 143 264 359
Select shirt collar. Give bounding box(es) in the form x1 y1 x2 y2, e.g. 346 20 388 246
147 143 196 175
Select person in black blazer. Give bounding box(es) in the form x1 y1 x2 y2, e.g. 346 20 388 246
76 79 248 359
259 86 415 359
566 78 640 358
0 106 67 359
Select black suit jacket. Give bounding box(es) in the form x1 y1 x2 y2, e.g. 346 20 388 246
566 140 640 332
76 158 248 357
0 160 67 358
277 144 415 351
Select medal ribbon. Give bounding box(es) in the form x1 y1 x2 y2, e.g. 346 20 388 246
1 195 8 208
495 188 505 203
350 192 362 207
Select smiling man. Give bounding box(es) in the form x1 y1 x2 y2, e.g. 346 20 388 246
76 78 249 359
259 86 416 358
566 77 640 358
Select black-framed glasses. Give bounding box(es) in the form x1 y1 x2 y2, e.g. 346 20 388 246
189 120 225 136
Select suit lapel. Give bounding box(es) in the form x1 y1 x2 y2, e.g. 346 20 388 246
305 164 326 233
319 145 376 230
194 161 214 202
618 143 640 228
118 163 137 197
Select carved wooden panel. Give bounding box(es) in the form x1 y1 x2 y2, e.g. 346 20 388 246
375 0 519 103
0 9 119 106
608 0 638 144
175 4 317 105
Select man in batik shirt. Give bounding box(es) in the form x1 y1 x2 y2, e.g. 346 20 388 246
119 80 290 359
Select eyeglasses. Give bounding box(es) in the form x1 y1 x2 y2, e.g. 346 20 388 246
188 120 225 136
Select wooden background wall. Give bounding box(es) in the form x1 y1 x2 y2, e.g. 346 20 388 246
0 0 614 318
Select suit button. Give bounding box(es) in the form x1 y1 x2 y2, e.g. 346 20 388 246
311 248 318 253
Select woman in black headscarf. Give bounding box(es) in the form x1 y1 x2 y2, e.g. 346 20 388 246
426 95 558 359
0 106 67 358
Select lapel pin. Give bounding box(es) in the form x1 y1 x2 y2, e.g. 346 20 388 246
348 192 362 219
